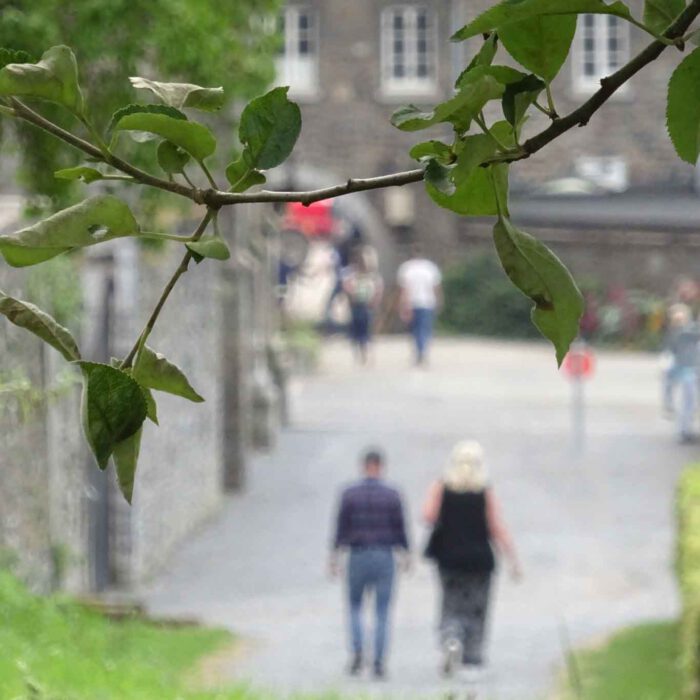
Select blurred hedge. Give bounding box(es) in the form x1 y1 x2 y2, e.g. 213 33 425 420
678 466 700 698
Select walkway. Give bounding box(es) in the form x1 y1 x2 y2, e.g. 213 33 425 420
143 337 689 699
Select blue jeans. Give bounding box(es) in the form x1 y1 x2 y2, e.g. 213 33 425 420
411 307 435 363
666 365 698 436
347 548 395 663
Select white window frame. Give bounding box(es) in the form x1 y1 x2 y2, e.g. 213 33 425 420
381 5 438 97
572 14 630 94
276 5 319 98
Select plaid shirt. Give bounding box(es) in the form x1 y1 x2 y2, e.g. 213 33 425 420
333 478 409 550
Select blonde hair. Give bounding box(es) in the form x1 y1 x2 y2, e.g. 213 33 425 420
443 440 488 493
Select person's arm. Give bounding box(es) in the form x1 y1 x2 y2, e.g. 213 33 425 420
422 480 443 525
485 488 522 580
330 492 350 576
392 493 411 571
372 277 384 308
433 265 444 312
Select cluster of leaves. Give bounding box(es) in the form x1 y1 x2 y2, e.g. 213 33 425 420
0 45 302 502
0 0 282 207
392 0 694 364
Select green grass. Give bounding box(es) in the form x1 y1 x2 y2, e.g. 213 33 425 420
560 621 682 700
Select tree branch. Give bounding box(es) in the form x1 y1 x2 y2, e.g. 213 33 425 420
120 210 214 370
9 98 202 203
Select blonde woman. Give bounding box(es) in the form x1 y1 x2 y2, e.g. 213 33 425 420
422 441 521 676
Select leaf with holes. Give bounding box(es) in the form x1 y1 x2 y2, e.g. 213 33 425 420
0 291 80 361
111 106 215 161
133 346 204 403
493 216 583 365
0 45 84 114
498 15 577 81
113 427 142 504
54 166 107 184
392 71 503 132
667 47 700 164
77 362 147 470
644 0 685 34
452 0 633 41
0 195 140 267
238 86 301 169
156 140 190 174
130 77 225 111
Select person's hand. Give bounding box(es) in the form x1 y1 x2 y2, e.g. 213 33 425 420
399 305 412 325
398 550 412 574
509 560 523 583
328 553 342 579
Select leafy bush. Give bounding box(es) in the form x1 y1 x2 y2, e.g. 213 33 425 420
439 251 540 339
678 466 700 699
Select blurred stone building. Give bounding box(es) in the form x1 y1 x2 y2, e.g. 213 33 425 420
276 0 700 291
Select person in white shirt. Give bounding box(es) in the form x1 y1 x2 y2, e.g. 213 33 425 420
397 243 443 365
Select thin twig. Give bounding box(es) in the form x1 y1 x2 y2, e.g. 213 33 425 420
120 210 214 369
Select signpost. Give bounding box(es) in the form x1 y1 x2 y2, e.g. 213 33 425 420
562 341 596 453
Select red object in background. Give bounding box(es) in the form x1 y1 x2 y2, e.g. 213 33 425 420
562 345 595 379
284 200 336 237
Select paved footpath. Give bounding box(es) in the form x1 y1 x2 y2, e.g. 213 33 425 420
143 338 693 699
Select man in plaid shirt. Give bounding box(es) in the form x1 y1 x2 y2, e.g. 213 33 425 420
330 448 410 679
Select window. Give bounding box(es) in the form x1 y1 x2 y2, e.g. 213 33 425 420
381 6 437 96
573 14 629 93
276 6 318 97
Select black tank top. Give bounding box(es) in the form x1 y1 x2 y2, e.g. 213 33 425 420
437 488 495 572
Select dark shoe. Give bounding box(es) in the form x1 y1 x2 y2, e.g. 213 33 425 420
349 654 363 676
373 661 385 679
442 637 462 677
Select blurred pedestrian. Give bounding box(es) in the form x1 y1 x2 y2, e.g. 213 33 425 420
324 221 362 328
422 441 520 678
330 448 410 679
342 245 383 364
397 243 442 365
663 303 700 443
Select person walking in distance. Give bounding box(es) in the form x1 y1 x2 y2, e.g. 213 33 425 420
422 441 521 678
397 243 443 365
330 449 410 679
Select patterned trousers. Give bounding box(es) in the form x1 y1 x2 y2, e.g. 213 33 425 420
438 569 492 665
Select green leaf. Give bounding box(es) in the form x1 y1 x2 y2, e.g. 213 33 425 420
132 346 204 403
143 387 159 425
113 428 142 504
0 290 80 361
238 86 301 169
424 159 456 195
493 216 583 365
502 74 546 126
391 72 503 132
667 47 700 164
107 103 186 134
156 140 190 174
0 45 84 115
461 34 499 80
427 163 509 216
498 15 577 81
409 140 453 162
0 49 31 70
451 134 500 186
130 76 225 111
76 362 147 470
186 236 231 261
452 0 633 41
54 165 106 184
0 194 140 267
225 156 267 192
112 109 216 162
644 0 685 34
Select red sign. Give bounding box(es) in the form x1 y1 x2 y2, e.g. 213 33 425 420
284 200 336 238
563 346 595 379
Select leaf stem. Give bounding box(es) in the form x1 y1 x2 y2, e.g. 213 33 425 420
545 83 558 119
474 113 508 151
181 168 197 189
120 210 214 370
197 160 218 189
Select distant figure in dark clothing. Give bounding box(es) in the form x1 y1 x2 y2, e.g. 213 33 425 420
324 222 362 325
331 449 409 679
663 303 700 442
423 441 520 678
